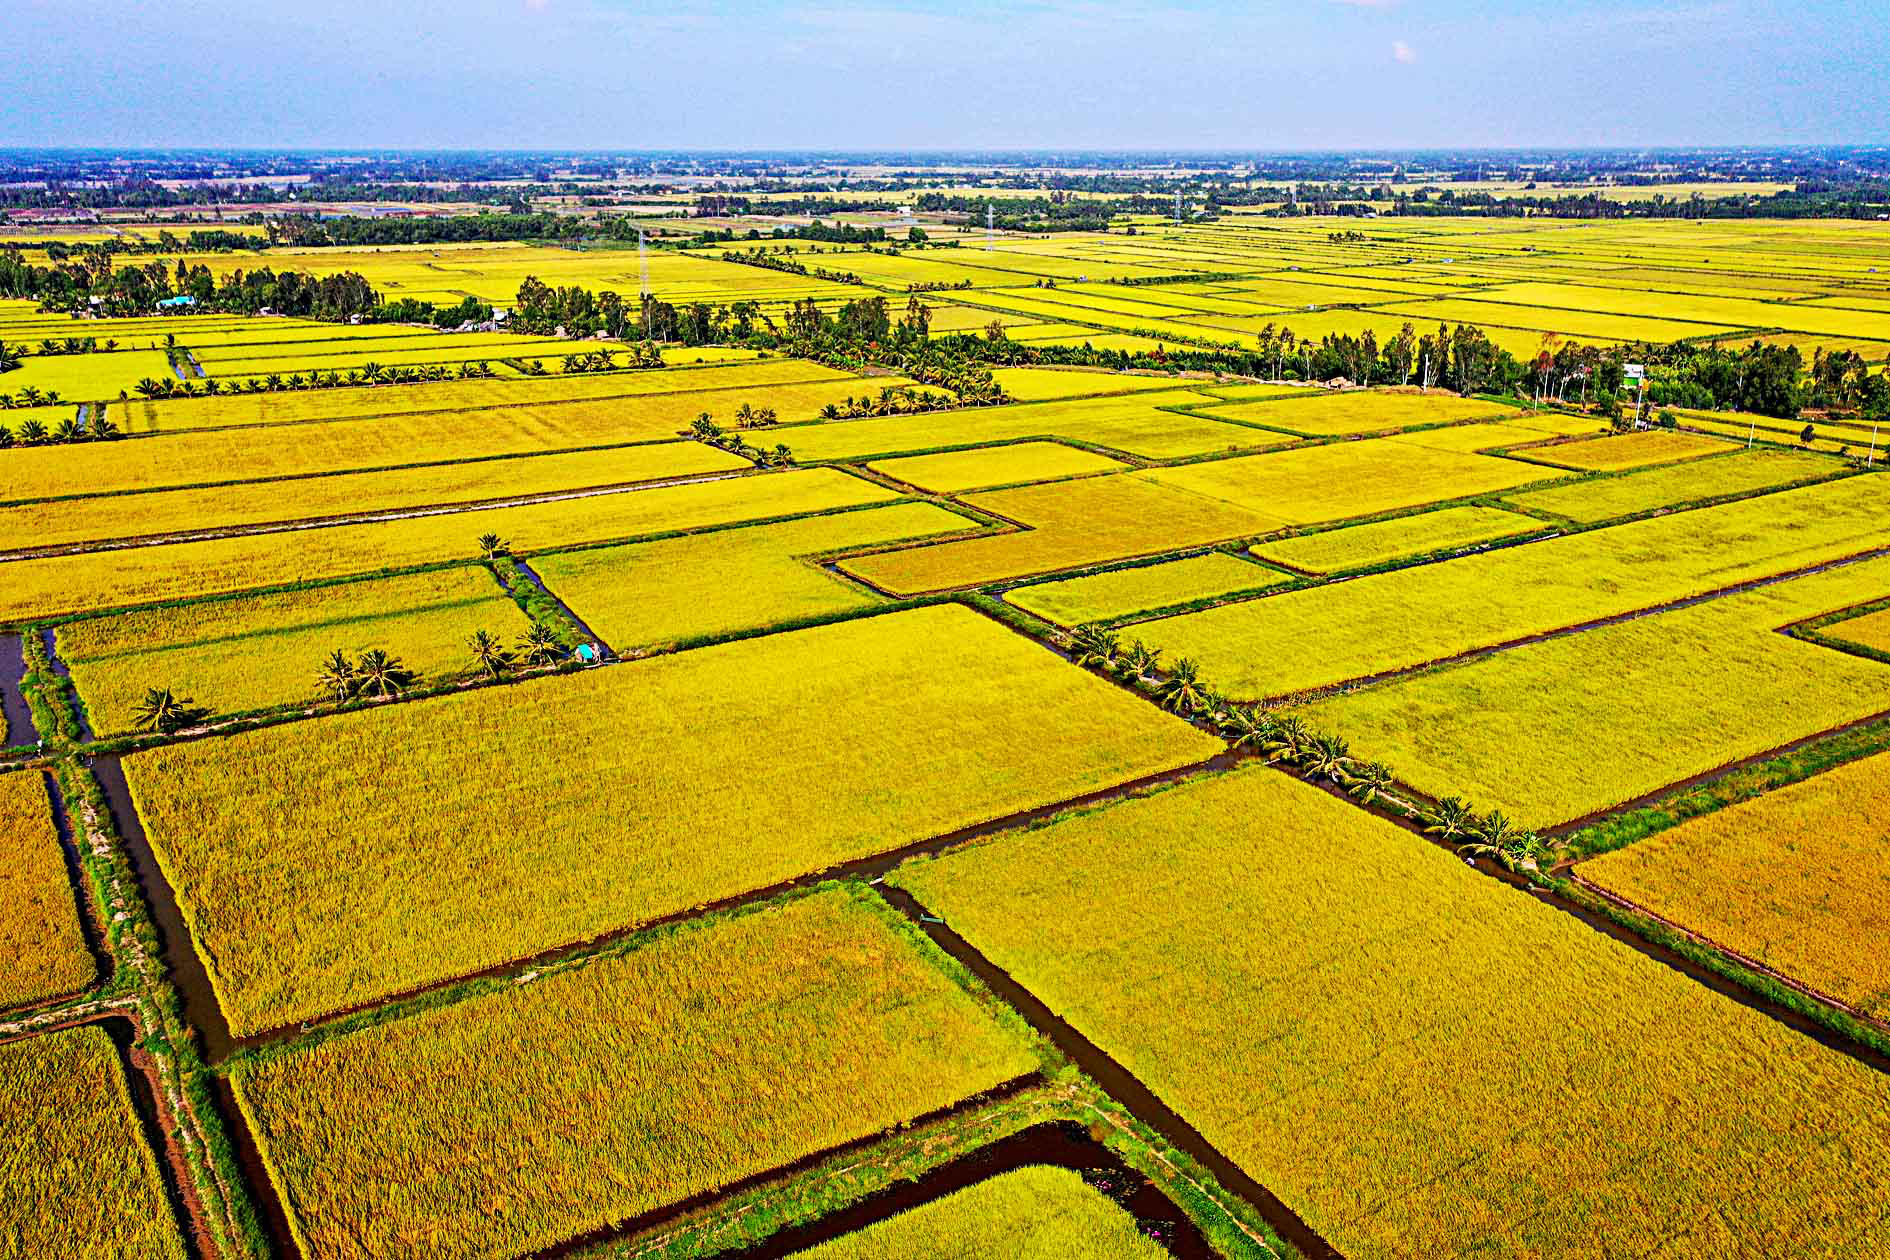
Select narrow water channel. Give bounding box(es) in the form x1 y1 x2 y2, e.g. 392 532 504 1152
0 632 38 748
38 627 95 742
89 752 236 1062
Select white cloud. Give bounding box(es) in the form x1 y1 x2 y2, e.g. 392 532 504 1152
1393 39 1417 63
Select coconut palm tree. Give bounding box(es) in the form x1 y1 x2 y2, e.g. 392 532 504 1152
52 417 83 443
477 533 510 559
1068 625 1120 672
467 630 514 680
133 688 203 734
354 649 416 698
1154 657 1208 714
1122 639 1163 683
1301 733 1353 783
1217 703 1278 751
16 418 49 445
315 650 358 702
517 623 565 667
1346 761 1396 805
1456 811 1544 872
1262 713 1312 764
1421 796 1476 842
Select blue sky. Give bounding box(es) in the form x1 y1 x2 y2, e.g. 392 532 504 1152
5 1 1884 150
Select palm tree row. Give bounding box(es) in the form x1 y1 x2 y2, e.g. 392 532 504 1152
0 411 119 447
132 359 499 400
816 386 954 420
0 386 66 409
1065 624 1553 871
690 414 794 466
314 648 420 701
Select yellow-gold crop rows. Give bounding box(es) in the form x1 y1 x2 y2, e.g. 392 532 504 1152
0 772 94 1009
1 441 749 549
1139 474 1890 698
1580 749 1890 1015
125 605 1218 1033
1005 553 1288 627
60 568 531 734
867 442 1127 493
1501 450 1845 522
0 1025 186 1260
1301 555 1890 825
1253 506 1543 575
1525 429 1738 471
233 889 1038 1260
0 468 894 622
533 502 975 651
787 1167 1171 1260
891 766 1890 1260
1199 390 1520 437
839 476 1275 595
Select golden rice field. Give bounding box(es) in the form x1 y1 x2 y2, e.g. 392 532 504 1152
1198 389 1520 437
839 475 1276 595
11 214 1890 1259
60 567 531 733
1252 505 1543 575
0 771 95 1010
531 502 975 650
1004 552 1289 627
0 441 749 548
1135 435 1572 530
1500 448 1845 522
1301 556 1890 825
788 1167 1171 1260
124 605 1216 1033
1580 750 1890 1016
1137 473 1890 698
892 766 1890 1260
0 467 894 621
1526 428 1739 470
867 441 1128 493
232 890 1036 1260
0 1025 186 1260
108 357 859 433
784 391 1273 462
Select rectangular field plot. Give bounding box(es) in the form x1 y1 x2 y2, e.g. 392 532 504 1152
1136 437 1572 530
0 1025 186 1260
0 772 94 1009
0 468 893 622
125 605 1218 1033
0 349 174 401
1301 556 1890 826
1197 390 1520 437
1580 750 1890 1015
987 367 1188 401
868 442 1128 493
108 358 859 434
1254 506 1544 575
0 441 750 550
232 890 1037 1260
783 392 1273 463
532 503 974 651
1502 449 1844 523
839 476 1276 595
60 567 531 734
789 1167 1170 1260
1005 553 1289 627
1137 474 1890 699
1385 416 1608 454
1524 429 1738 471
891 766 1890 1260
1831 606 1890 654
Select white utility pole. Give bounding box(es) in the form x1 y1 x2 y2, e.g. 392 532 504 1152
985 203 994 250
